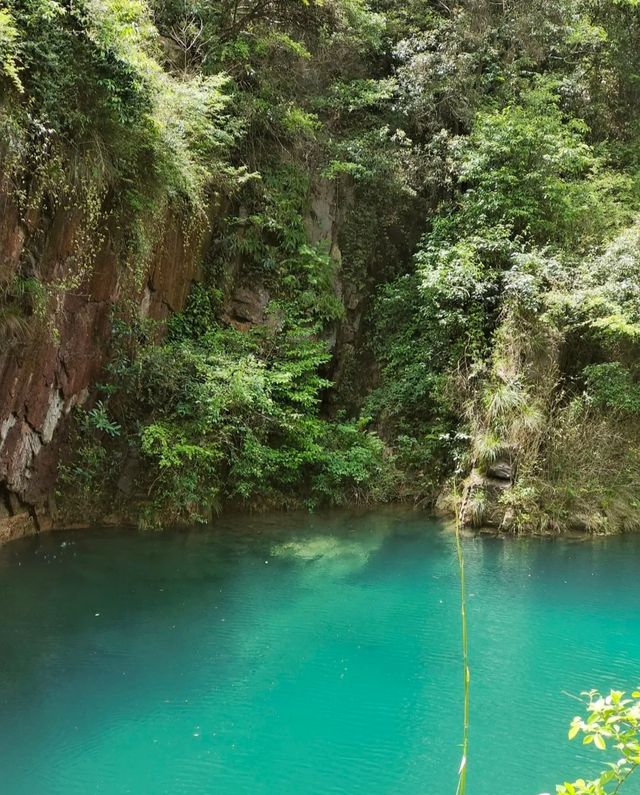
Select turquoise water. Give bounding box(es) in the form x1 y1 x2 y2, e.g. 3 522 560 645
0 510 639 795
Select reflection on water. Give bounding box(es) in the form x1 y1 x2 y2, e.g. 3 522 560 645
272 523 391 578
0 509 639 795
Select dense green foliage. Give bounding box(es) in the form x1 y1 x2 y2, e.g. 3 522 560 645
34 0 402 523
366 0 640 532
4 0 640 530
82 299 389 526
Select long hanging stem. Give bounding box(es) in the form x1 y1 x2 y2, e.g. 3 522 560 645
454 505 470 795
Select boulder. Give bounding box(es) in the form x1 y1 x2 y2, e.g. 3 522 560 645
487 459 513 481
228 285 270 326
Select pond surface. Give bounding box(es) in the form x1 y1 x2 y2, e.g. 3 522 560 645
0 510 639 794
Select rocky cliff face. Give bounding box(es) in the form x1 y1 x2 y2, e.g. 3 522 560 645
0 183 208 543
0 178 346 543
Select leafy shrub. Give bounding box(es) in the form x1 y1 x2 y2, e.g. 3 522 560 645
553 689 640 795
584 363 640 414
69 287 392 527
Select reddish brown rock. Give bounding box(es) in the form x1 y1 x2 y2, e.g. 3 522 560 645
0 186 209 542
